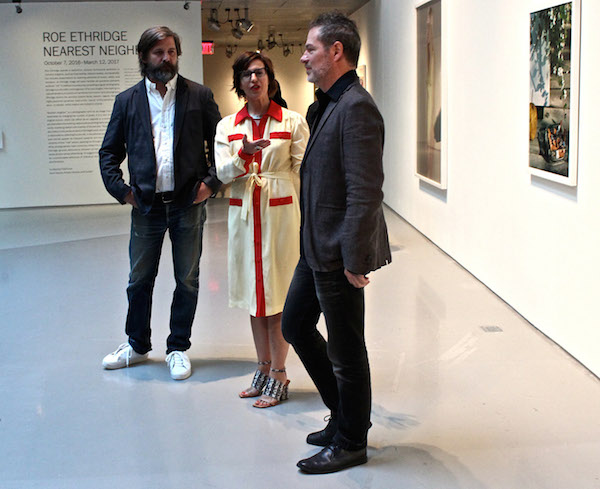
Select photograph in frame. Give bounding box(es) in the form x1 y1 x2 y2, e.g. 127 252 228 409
416 0 445 188
529 0 580 186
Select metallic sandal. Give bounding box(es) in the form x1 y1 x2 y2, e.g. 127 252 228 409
239 361 270 398
253 368 290 408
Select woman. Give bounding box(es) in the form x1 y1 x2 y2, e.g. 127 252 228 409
214 52 309 408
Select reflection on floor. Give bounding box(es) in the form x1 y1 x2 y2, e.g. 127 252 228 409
0 199 598 489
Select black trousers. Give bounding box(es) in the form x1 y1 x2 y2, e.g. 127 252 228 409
126 200 206 354
282 257 371 450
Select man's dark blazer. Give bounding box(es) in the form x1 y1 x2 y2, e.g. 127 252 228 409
300 77 391 275
99 75 221 214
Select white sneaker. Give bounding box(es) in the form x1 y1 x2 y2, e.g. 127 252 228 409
166 351 191 380
102 343 148 369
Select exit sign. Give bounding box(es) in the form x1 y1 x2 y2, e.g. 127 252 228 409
202 42 214 55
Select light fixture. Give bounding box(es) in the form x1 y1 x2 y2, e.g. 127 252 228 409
257 39 265 52
283 44 291 57
183 1 190 10
225 44 238 58
266 33 277 50
231 9 244 39
207 8 220 31
239 7 254 33
231 24 244 39
13 0 22 14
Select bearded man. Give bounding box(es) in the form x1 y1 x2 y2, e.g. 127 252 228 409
99 26 221 380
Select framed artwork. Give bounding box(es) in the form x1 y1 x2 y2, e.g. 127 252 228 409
529 0 581 186
416 0 447 189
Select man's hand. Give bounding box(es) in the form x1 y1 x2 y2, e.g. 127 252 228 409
124 191 138 208
193 182 212 204
344 269 370 288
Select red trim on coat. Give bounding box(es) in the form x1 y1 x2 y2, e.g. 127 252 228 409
269 131 291 139
228 134 244 142
234 101 283 126
234 105 250 126
237 147 254 163
265 101 283 122
251 116 267 317
269 196 293 206
229 198 242 206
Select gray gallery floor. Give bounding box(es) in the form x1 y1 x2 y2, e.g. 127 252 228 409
1 199 599 489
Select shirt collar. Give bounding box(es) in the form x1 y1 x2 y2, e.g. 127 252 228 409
234 100 283 126
145 73 179 94
316 69 359 103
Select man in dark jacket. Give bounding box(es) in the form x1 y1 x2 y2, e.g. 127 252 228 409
282 12 391 474
99 26 221 380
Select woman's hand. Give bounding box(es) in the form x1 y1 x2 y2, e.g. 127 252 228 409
242 134 271 155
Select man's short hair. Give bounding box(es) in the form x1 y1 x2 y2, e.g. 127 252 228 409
309 11 361 67
137 26 182 75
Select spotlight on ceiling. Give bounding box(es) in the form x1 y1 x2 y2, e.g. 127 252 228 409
231 9 244 39
225 44 238 58
283 44 291 57
13 0 22 13
183 1 190 10
239 7 254 33
266 33 277 50
231 22 244 40
208 8 221 31
257 39 265 52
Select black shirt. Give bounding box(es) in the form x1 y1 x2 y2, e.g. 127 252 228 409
309 70 359 132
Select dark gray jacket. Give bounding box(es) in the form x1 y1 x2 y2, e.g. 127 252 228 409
300 77 391 275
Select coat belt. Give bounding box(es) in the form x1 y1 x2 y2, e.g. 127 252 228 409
241 162 291 221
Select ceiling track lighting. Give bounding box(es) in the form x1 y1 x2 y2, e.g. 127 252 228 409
208 8 221 31
208 7 253 39
231 9 245 39
260 31 301 57
13 0 22 14
225 44 238 58
239 7 254 33
183 1 190 10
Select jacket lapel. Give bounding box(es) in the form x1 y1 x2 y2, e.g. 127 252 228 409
174 76 188 150
134 79 152 140
303 81 357 161
303 97 339 160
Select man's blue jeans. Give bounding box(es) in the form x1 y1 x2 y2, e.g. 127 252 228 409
126 199 206 354
282 257 371 450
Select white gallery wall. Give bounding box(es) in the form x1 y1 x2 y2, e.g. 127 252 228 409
354 0 600 376
203 44 315 121
0 1 204 209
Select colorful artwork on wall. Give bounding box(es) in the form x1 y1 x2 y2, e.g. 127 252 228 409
529 0 580 186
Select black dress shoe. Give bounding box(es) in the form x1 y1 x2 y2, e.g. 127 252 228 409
306 417 338 446
297 444 367 474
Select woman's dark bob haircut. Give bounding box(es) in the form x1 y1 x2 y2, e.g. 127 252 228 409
232 51 277 99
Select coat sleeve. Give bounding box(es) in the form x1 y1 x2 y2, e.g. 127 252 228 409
214 118 252 185
290 113 309 174
339 96 386 274
201 87 223 193
99 96 130 204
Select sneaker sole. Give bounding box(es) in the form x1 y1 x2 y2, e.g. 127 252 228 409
102 356 148 370
171 370 191 380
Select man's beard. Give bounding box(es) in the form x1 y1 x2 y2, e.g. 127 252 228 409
145 60 178 84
